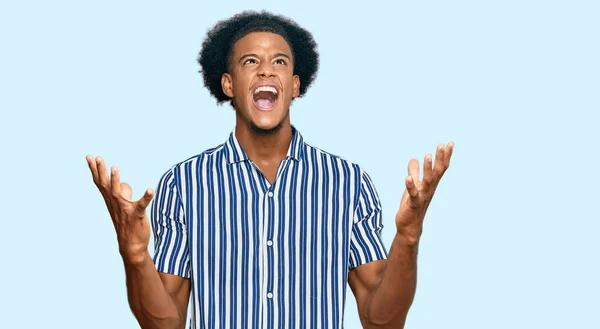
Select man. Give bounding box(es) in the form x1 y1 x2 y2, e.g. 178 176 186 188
86 11 454 329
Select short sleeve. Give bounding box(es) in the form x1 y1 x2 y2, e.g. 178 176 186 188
348 169 388 271
150 168 191 278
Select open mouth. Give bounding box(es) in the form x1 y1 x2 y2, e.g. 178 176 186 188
253 85 279 110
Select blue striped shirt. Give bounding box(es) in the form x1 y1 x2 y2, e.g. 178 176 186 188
151 125 388 329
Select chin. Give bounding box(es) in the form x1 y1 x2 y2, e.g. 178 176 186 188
236 97 290 133
249 119 283 134
249 109 289 134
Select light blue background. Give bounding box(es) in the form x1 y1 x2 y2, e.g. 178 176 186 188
1 0 598 328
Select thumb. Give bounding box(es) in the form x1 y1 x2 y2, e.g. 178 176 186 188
135 188 154 215
407 159 421 185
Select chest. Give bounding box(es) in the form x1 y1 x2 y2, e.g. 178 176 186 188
176 154 362 328
180 159 358 265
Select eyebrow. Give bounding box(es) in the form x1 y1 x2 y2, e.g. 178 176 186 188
238 53 291 63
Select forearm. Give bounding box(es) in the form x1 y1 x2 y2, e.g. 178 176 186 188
368 233 419 328
124 252 183 329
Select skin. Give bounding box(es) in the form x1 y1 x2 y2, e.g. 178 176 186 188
86 156 190 329
221 32 300 184
86 30 455 329
349 143 454 328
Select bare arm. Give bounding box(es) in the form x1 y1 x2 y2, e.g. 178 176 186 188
348 260 386 328
124 254 191 329
348 142 454 328
348 236 418 329
87 155 191 329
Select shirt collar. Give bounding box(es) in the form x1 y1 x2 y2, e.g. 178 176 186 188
224 125 305 165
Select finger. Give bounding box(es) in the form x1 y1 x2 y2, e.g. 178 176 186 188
405 176 419 198
444 142 455 168
434 144 445 176
135 188 154 217
110 166 121 198
407 159 421 185
120 182 133 201
86 155 99 184
96 156 110 189
422 153 433 191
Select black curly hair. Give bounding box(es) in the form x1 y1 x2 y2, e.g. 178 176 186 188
198 11 319 106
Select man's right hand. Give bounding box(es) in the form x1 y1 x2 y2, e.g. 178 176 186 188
86 155 154 264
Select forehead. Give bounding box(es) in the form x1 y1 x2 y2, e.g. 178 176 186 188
232 32 292 57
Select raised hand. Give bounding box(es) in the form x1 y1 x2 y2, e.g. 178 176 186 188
395 143 454 243
86 155 154 264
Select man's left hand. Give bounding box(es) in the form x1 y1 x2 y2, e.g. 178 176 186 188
395 142 454 243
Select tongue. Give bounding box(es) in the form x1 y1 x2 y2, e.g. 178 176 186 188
255 98 275 109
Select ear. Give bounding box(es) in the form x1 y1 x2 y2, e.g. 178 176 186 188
221 73 234 98
292 75 300 98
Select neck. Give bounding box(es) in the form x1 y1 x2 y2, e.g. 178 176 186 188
234 115 293 164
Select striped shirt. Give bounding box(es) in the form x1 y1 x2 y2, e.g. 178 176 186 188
151 125 387 329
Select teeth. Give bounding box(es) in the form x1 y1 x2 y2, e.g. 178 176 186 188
254 85 278 95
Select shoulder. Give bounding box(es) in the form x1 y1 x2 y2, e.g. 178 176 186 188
158 142 227 183
302 141 378 210
175 143 225 168
303 140 365 176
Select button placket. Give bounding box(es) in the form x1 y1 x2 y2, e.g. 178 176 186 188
264 187 275 307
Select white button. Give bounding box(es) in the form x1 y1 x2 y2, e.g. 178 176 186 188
268 191 274 197
267 292 273 298
267 240 273 246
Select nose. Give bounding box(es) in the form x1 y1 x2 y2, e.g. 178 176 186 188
258 61 275 78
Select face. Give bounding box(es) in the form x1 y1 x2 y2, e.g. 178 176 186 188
221 32 300 133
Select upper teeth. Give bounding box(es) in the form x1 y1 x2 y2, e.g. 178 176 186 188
254 86 278 94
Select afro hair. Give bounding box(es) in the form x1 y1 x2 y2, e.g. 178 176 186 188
197 11 319 106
